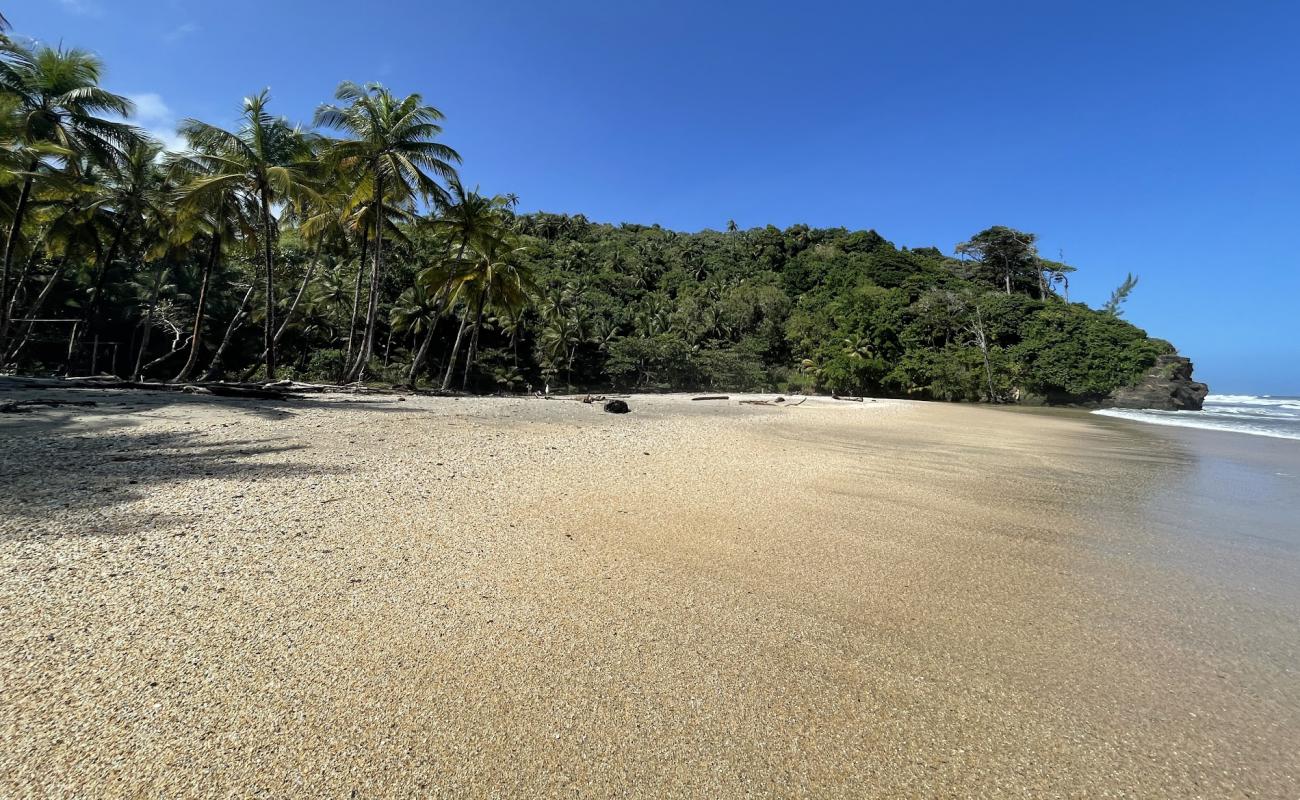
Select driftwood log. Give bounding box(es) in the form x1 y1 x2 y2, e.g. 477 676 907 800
739 397 807 407
691 395 730 401
1 399 99 413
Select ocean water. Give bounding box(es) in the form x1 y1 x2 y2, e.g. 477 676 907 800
1094 395 1300 440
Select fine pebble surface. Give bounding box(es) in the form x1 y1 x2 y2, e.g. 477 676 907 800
1 388 1298 798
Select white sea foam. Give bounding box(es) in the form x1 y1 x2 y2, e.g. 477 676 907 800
1206 394 1300 411
1093 394 1300 440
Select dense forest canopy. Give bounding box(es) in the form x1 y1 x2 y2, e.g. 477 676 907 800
0 26 1176 402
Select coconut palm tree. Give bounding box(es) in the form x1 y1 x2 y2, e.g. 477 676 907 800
433 229 533 390
431 177 506 266
428 181 515 388
390 281 447 385
0 41 140 343
82 139 168 342
166 146 258 382
176 90 318 379
128 261 180 380
237 180 355 379
540 308 587 389
339 190 415 365
314 81 459 381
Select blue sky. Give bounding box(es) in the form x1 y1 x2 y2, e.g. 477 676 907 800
15 0 1300 394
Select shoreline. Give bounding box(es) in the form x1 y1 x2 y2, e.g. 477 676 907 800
2 389 1297 797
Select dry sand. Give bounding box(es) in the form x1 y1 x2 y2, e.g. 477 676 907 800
1 387 1298 798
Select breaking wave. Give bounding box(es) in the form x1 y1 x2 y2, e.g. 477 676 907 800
1093 395 1300 441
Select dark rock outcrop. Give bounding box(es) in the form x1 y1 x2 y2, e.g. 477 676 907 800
1103 355 1208 411
602 399 630 414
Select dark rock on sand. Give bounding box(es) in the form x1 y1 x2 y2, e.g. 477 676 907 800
603 400 630 414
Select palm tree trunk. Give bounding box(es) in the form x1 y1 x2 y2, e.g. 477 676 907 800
437 237 476 390
133 266 167 381
461 295 487 390
5 261 62 363
0 166 36 346
3 255 34 327
86 226 127 331
441 308 471 390
348 179 384 382
133 301 158 382
407 322 438 386
241 241 321 381
174 228 222 382
259 189 277 380
345 228 369 363
201 283 255 381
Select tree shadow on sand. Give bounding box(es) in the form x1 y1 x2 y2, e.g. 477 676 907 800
0 386 422 541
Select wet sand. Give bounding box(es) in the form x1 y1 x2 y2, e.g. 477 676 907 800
1 388 1298 797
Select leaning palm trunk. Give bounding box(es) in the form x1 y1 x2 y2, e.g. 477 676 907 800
347 178 385 382
132 268 167 381
461 298 487 390
85 226 128 336
241 242 322 381
348 229 382 380
441 308 472 390
4 262 62 363
407 322 438 386
406 283 451 386
3 256 35 327
0 165 37 346
66 229 126 368
132 304 157 381
201 283 256 381
345 229 369 363
175 228 222 382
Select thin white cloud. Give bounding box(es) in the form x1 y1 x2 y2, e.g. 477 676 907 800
126 93 186 153
56 0 104 17
163 22 199 43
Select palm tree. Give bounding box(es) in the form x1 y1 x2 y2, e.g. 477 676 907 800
166 146 257 382
431 178 508 278
237 181 354 379
843 336 873 361
128 261 179 380
0 41 139 344
434 228 533 390
314 81 460 381
390 281 446 385
176 90 317 380
540 309 587 389
82 139 168 344
340 190 415 366
429 180 513 389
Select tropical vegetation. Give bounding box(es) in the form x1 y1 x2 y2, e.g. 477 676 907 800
0 24 1176 403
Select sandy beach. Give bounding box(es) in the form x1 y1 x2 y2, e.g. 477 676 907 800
2 386 1298 798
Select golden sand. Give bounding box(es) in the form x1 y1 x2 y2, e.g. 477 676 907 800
2 390 1297 797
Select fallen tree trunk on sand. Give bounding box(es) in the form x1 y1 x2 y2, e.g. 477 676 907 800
16 376 302 401
183 384 300 400
1 398 98 413
740 397 806 407
691 395 730 401
831 395 865 402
